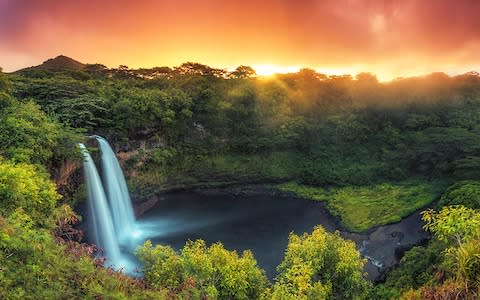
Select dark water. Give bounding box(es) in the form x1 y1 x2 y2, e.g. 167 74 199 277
134 187 428 280
81 186 429 280
137 189 339 278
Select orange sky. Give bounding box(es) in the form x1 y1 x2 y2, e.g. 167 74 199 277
1 0 479 80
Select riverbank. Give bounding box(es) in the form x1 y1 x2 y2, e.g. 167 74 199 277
277 180 447 232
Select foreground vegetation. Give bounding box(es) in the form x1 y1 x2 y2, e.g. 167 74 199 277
1 60 480 298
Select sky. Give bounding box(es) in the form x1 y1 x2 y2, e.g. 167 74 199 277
0 0 479 80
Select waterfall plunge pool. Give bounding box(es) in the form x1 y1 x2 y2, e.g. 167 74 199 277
81 186 429 281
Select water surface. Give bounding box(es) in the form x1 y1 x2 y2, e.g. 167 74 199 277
83 186 428 280
137 188 339 278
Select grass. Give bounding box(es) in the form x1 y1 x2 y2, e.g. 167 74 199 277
278 180 447 232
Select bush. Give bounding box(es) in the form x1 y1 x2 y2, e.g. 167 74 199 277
271 226 370 299
0 160 60 227
136 239 268 299
372 241 445 299
439 181 480 209
0 209 168 300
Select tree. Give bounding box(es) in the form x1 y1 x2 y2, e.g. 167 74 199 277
422 206 480 294
422 206 480 246
0 160 60 227
271 226 370 299
355 72 378 83
83 63 109 78
174 62 226 78
0 100 61 164
230 66 256 78
439 181 480 209
110 87 192 141
136 239 267 299
0 67 12 93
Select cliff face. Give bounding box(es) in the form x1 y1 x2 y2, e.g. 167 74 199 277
60 140 154 211
115 149 142 177
54 159 80 187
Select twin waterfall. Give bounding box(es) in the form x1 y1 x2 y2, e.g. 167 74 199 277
79 137 137 270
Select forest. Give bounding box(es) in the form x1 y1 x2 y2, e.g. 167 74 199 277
1 57 480 299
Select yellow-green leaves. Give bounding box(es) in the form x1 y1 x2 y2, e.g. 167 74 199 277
0 160 60 227
422 205 480 246
272 226 370 299
421 206 480 295
136 239 267 299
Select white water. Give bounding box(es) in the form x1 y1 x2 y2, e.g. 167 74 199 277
96 137 137 246
79 143 121 266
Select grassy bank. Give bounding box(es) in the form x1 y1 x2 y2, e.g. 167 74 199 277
129 152 448 233
278 180 447 232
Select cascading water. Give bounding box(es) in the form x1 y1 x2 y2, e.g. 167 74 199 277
78 143 121 266
96 136 137 245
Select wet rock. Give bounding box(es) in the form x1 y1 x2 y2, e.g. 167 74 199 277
346 210 430 282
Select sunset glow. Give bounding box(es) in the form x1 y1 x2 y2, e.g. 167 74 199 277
1 0 479 80
253 65 301 76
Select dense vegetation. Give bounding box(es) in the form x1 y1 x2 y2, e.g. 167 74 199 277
12 64 480 191
1 59 480 298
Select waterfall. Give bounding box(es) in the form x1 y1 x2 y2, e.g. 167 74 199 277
96 136 136 245
78 143 121 266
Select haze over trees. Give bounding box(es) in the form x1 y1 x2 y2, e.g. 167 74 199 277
1 57 480 298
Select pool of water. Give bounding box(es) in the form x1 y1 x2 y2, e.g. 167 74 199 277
82 186 429 280
134 188 339 278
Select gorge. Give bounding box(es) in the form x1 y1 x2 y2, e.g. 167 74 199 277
79 137 428 280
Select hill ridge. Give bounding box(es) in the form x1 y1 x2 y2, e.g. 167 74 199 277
16 55 85 73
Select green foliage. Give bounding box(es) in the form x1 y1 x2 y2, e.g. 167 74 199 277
439 181 480 209
377 206 480 299
209 151 302 181
13 75 111 130
422 206 480 287
0 100 60 164
0 68 12 93
0 209 168 300
279 180 444 232
408 127 480 176
110 87 193 140
4 63 480 298
11 66 480 189
445 238 480 289
49 94 109 129
372 241 445 299
270 226 370 299
0 91 15 110
422 205 480 246
453 156 480 180
395 206 480 299
0 97 81 165
0 160 60 227
136 239 268 299
147 148 176 166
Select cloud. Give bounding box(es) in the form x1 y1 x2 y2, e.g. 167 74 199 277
0 0 479 79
